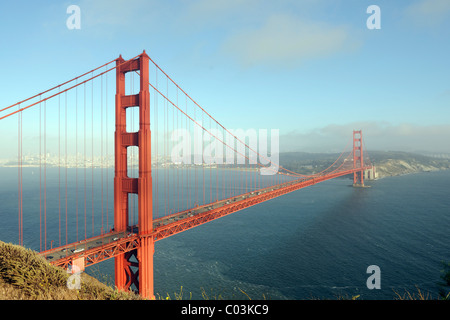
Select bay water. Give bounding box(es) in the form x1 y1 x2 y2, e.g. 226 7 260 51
0 167 449 299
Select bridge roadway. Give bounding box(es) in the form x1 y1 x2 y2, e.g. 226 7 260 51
40 166 370 269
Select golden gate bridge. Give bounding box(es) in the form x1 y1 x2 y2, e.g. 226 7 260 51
0 51 373 299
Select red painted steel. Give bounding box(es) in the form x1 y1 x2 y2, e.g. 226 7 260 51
353 130 364 186
136 51 154 299
114 51 154 299
114 54 128 293
42 231 140 269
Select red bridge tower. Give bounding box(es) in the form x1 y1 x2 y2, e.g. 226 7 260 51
353 130 364 187
114 51 154 299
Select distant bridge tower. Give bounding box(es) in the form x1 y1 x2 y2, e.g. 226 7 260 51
353 130 364 187
114 51 154 299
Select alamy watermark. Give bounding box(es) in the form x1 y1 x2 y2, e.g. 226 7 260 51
67 264 82 290
366 265 381 289
367 5 381 30
66 5 81 30
170 123 280 175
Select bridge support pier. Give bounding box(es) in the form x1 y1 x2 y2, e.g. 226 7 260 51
114 51 154 299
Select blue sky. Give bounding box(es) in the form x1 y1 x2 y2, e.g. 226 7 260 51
1 0 450 153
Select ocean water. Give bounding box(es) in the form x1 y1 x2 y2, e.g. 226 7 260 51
0 167 449 300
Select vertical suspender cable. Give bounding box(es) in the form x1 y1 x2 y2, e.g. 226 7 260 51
39 96 42 252
179 93 182 211
167 77 170 215
17 104 23 246
65 91 68 245
186 95 189 210
75 82 78 242
216 121 219 201
155 69 159 219
171 89 175 212
17 107 20 245
84 82 87 239
163 77 166 217
175 92 178 212
194 104 197 207
44 100 47 250
202 111 205 205
167 80 170 215
209 117 212 203
58 89 61 247
91 71 94 236
101 73 104 233
105 66 109 231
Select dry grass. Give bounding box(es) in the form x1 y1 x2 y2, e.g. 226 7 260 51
0 241 142 300
393 286 434 300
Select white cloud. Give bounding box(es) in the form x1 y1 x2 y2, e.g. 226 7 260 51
279 122 450 153
182 0 258 24
77 0 166 36
221 13 359 68
405 0 450 27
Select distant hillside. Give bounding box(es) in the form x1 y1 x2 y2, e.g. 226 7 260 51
0 241 142 300
279 151 450 178
365 151 450 178
279 151 344 175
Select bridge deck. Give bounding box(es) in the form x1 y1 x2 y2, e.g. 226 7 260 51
40 167 370 268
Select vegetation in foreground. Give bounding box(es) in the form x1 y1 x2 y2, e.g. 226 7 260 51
0 241 141 300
